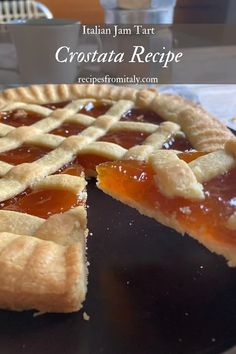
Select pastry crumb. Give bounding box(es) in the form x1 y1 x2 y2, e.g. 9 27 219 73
179 207 191 215
74 221 81 228
83 311 90 321
33 311 46 318
231 117 236 123
14 109 27 118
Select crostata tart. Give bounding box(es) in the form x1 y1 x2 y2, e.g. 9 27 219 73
0 84 234 313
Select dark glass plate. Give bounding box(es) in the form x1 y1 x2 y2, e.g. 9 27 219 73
0 181 236 354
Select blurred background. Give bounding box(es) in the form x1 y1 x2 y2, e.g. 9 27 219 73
1 0 235 24
0 0 235 131
42 0 236 24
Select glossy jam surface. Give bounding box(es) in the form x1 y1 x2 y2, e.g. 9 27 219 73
56 161 84 177
0 189 29 210
43 101 72 110
178 151 207 163
121 108 164 124
0 109 43 127
99 130 149 149
97 159 236 246
75 154 111 173
0 144 51 165
162 135 194 152
79 101 112 118
0 159 85 219
49 101 111 137
2 188 80 219
51 122 85 137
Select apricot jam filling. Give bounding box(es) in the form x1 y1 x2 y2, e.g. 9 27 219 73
56 161 84 177
0 162 85 219
74 154 112 173
44 100 112 116
51 122 85 137
43 101 72 110
0 144 52 165
178 151 207 163
121 108 164 124
162 135 194 152
0 109 44 127
99 130 149 149
79 101 112 118
97 159 236 246
1 188 82 219
50 155 109 177
48 101 111 137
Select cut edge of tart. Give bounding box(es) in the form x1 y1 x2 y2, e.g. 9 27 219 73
0 167 88 313
97 140 236 267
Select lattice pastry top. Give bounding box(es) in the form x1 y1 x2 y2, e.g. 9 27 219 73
0 84 235 313
0 84 234 184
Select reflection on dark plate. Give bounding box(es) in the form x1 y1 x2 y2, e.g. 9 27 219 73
0 181 236 354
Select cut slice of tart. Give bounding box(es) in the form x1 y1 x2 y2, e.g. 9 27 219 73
97 140 236 266
0 165 88 313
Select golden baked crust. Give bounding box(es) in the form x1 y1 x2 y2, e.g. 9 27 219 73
0 172 88 313
0 232 86 313
0 83 235 312
189 150 236 183
149 151 204 200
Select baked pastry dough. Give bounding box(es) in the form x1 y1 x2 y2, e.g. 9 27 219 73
0 84 234 313
0 172 88 313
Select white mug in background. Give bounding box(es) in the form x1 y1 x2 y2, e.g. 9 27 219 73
7 19 102 84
